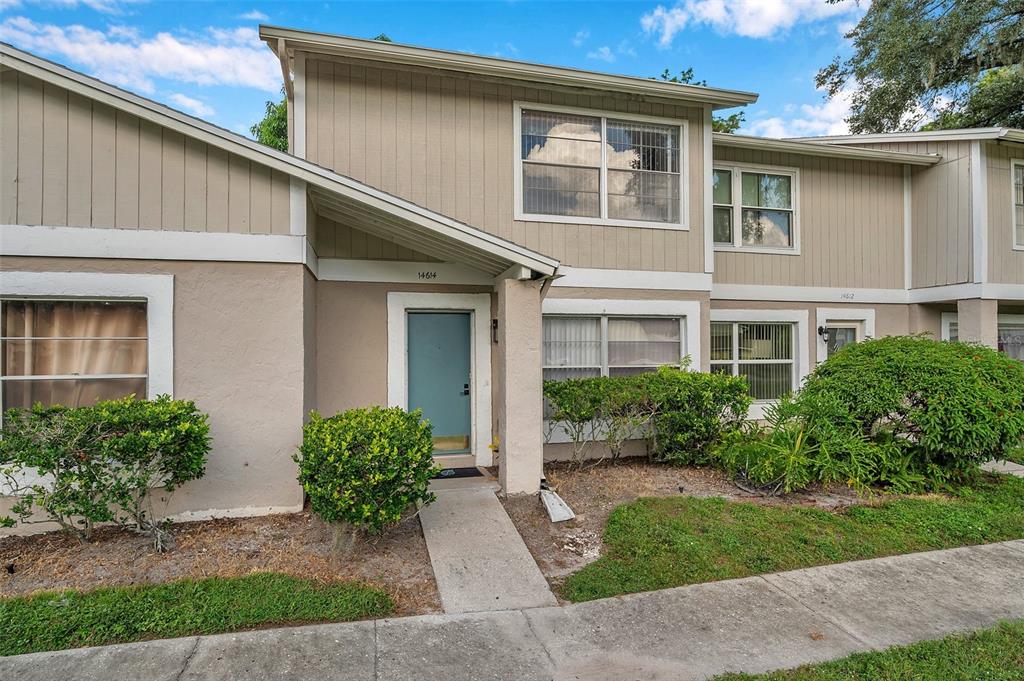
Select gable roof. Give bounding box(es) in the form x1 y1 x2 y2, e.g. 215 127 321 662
789 128 1024 145
260 25 758 111
0 43 560 277
713 132 941 165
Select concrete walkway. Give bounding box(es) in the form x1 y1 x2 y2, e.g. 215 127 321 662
418 478 557 613
4 540 1022 681
983 459 1024 477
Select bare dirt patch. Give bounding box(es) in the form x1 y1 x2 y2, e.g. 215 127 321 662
501 459 860 597
0 510 440 616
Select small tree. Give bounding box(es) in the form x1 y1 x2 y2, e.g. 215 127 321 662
0 396 210 551
296 407 437 554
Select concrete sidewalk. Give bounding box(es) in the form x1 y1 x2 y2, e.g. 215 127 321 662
4 540 1022 681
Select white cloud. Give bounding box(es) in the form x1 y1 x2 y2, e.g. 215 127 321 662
586 45 615 62
572 28 589 47
238 10 269 21
641 0 861 44
168 92 215 117
0 17 281 93
744 87 854 139
23 0 144 14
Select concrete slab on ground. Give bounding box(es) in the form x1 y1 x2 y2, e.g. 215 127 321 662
3 540 1023 681
983 460 1024 477
418 484 557 614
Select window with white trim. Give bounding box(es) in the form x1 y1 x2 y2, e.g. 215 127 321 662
1013 159 1023 249
1 300 149 409
543 315 684 381
518 105 685 228
709 321 795 400
713 165 797 249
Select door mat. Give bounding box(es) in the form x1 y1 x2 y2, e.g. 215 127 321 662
433 467 484 479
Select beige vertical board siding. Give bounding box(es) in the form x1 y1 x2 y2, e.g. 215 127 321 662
16 71 43 225
42 83 69 226
986 141 1024 284
304 57 706 272
710 147 904 289
4 73 288 233
313 214 437 261
90 103 116 227
114 111 140 229
1 70 19 224
857 140 973 287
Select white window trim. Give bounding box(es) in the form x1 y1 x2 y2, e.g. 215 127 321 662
0 271 174 410
709 309 810 419
513 101 689 231
712 162 801 255
815 307 876 363
941 312 1024 341
386 292 493 467
1012 158 1024 251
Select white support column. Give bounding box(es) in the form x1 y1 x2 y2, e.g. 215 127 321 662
957 298 998 348
496 278 544 495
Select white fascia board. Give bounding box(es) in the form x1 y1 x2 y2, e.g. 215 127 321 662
713 133 940 166
0 45 558 278
552 267 713 291
0 271 174 400
712 283 908 304
318 258 494 285
788 128 1020 144
2 224 307 264
260 26 758 110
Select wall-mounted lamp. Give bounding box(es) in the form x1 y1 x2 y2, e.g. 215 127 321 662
491 318 499 344
817 326 831 343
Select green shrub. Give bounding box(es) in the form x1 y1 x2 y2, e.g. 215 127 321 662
296 407 437 537
642 365 751 465
716 336 1024 493
0 396 210 549
542 365 750 468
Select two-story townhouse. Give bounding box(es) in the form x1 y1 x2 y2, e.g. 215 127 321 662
2 27 1021 535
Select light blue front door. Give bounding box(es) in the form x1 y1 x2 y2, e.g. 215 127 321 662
407 312 472 455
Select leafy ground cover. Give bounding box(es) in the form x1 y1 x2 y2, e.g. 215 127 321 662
0 572 393 656
562 473 1024 602
715 620 1024 680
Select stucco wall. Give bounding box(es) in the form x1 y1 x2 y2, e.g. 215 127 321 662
0 256 308 533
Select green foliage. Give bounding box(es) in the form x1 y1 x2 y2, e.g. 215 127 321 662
716 620 1024 680
716 336 1024 493
656 68 745 133
818 0 1023 132
562 473 1024 602
296 407 437 534
250 87 288 151
0 573 393 656
643 365 751 465
0 396 210 549
543 365 750 468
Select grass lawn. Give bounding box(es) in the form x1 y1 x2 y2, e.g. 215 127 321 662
0 572 393 656
562 473 1024 603
716 620 1024 680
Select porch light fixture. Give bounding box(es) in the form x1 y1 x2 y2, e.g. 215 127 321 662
817 326 831 343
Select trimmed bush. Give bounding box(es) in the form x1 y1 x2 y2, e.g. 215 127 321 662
0 395 210 549
543 365 751 467
716 336 1024 492
296 407 437 537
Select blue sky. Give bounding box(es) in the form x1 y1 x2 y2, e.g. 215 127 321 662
0 0 865 140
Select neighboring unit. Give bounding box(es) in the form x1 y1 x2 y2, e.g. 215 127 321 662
1 29 1022 532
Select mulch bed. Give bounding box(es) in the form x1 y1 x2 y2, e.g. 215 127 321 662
501 458 861 598
0 509 441 617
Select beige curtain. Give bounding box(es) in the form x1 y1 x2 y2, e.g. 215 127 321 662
2 301 148 409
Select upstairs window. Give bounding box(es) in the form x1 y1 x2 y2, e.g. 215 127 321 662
713 165 798 251
1 300 148 410
516 104 686 229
